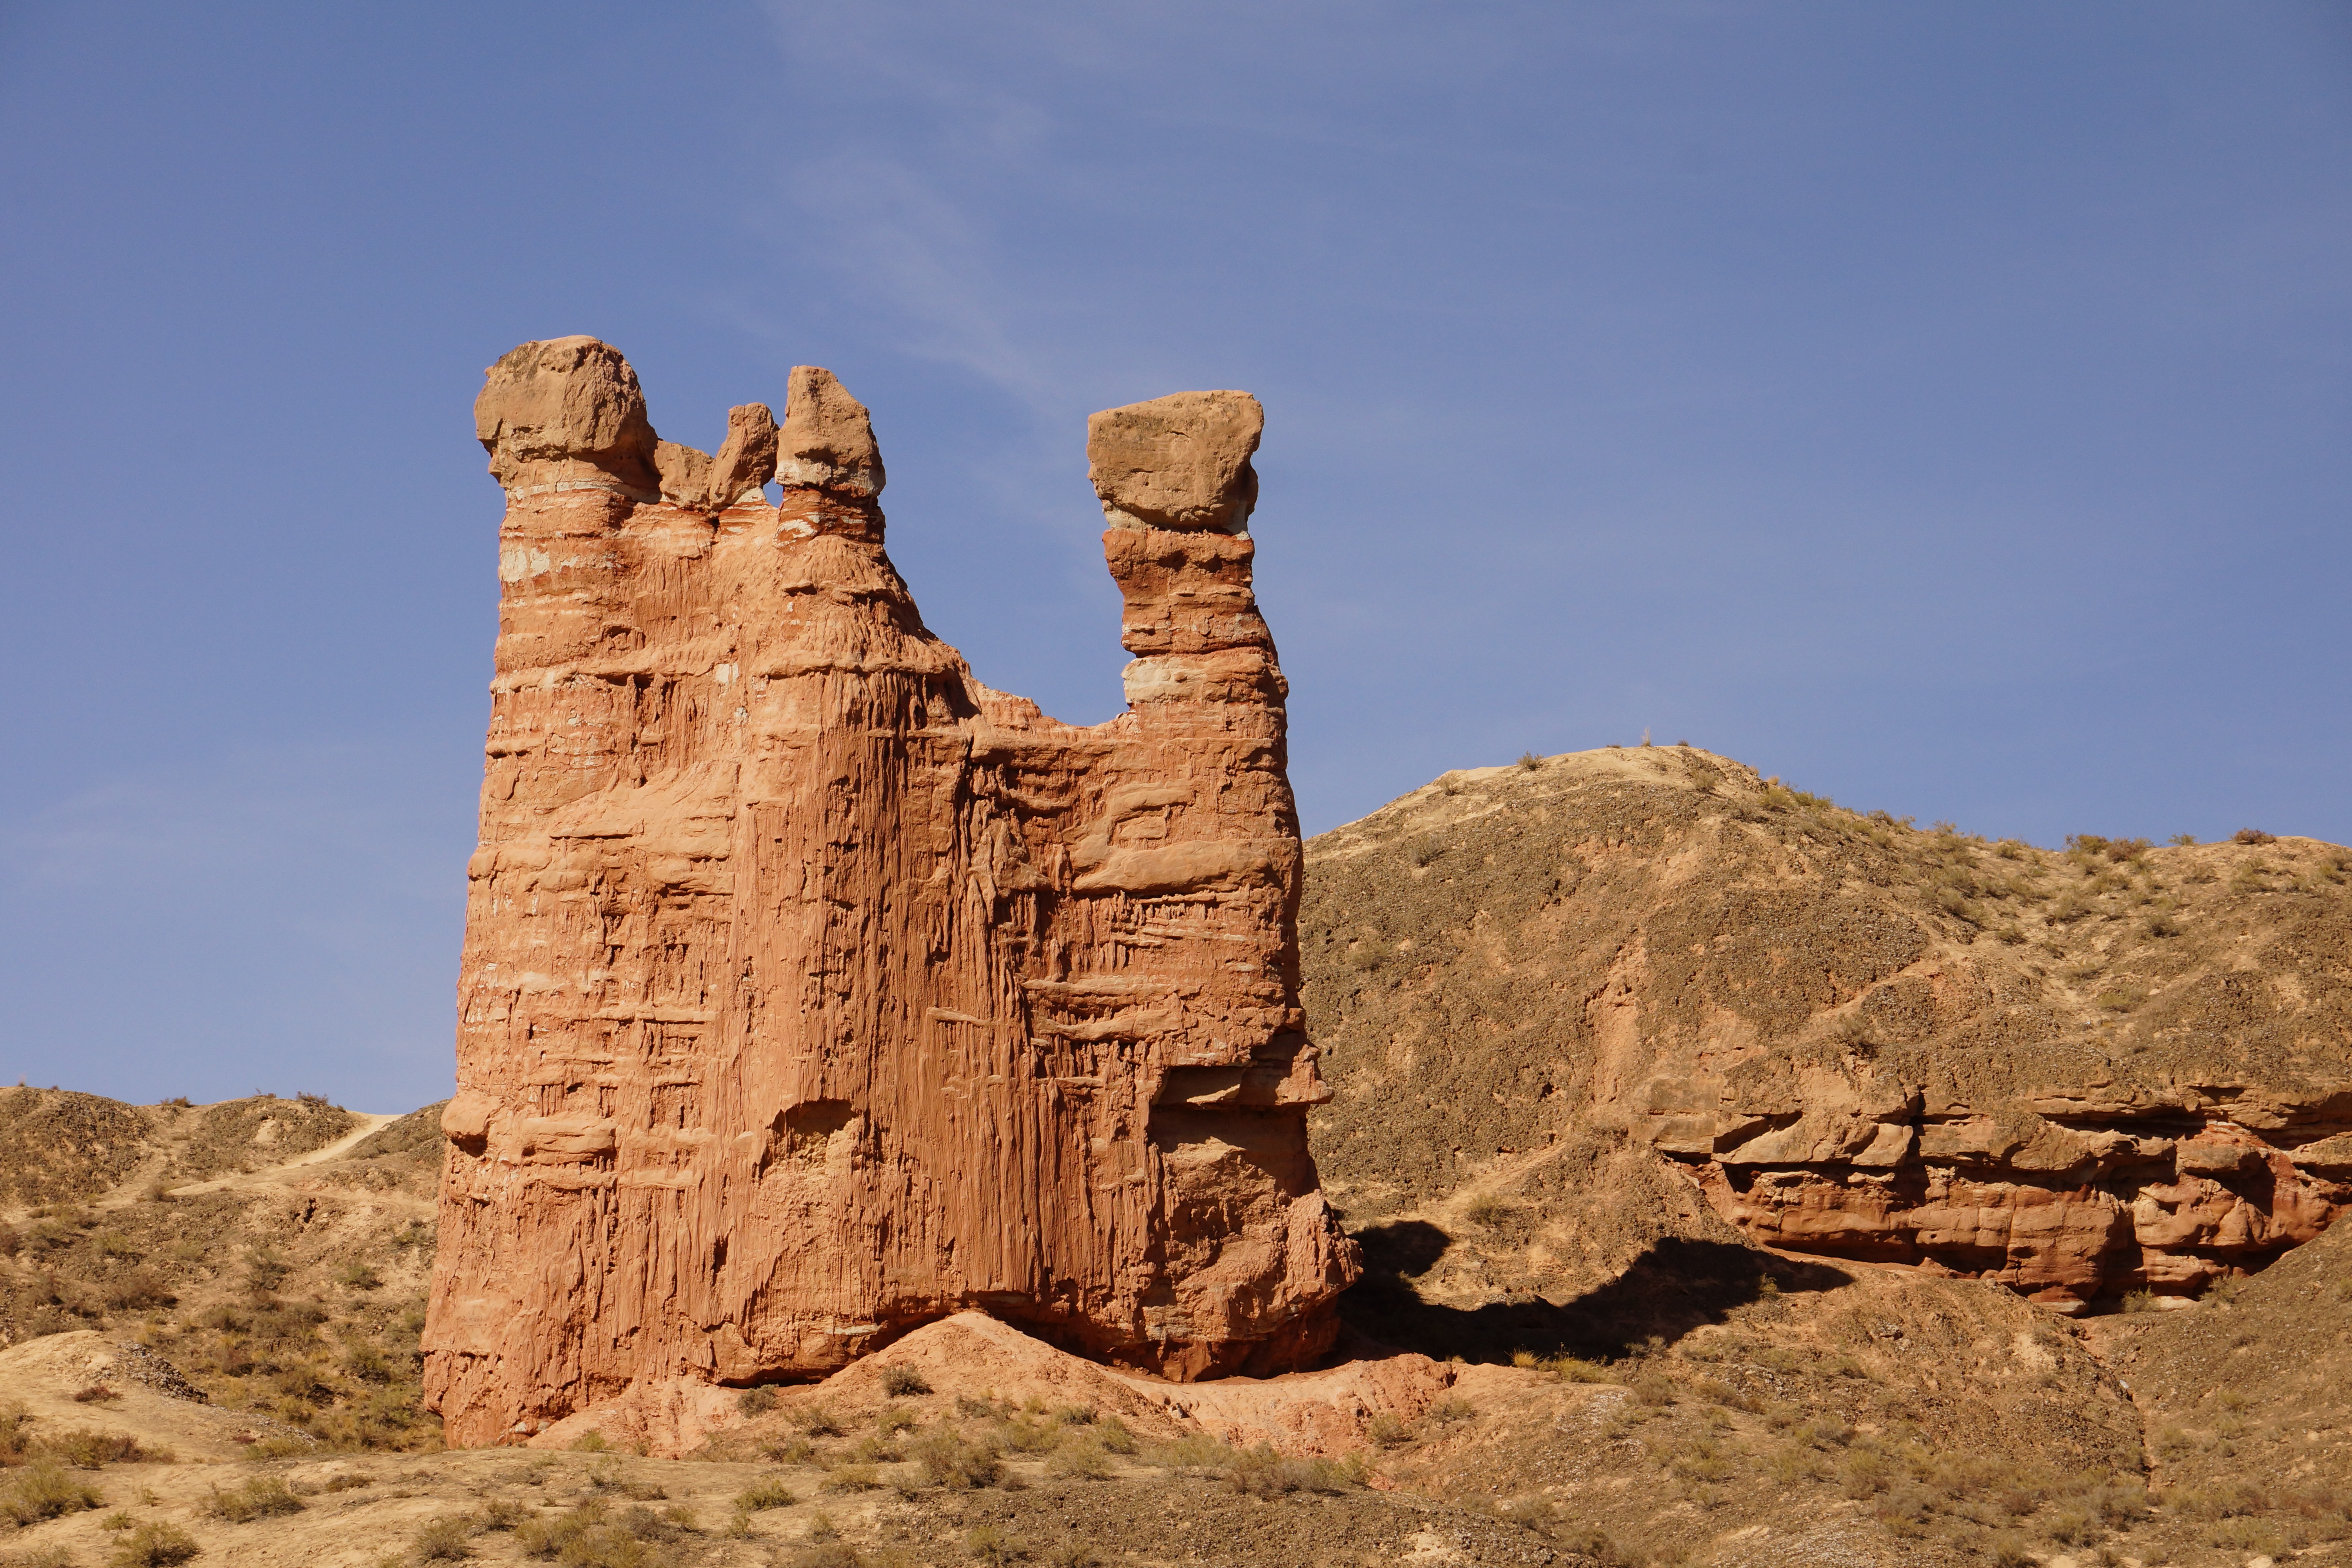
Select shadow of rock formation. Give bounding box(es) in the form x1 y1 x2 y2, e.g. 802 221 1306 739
1339 1223 1853 1363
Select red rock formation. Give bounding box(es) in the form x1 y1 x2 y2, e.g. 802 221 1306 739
1661 1074 2352 1308
424 338 1358 1447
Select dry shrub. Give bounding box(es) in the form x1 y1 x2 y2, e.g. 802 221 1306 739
2 1544 76 1568
0 1404 32 1466
1632 1372 1676 1406
476 1495 528 1530
2 1457 102 1524
913 1429 1002 1490
879 1364 930 1397
736 1385 778 1416
411 1512 475 1561
795 1404 844 1437
992 1416 1060 1454
205 1472 305 1521
1046 1438 1112 1479
1225 1444 1362 1496
107 1522 200 1568
819 1463 881 1493
38 1427 149 1468
737 1477 795 1511
72 1383 121 1404
514 1497 679 1564
788 1545 861 1568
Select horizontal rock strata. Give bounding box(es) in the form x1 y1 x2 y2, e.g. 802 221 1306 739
1303 746 2352 1318
425 339 1356 1447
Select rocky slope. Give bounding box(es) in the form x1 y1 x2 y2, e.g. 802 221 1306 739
1303 745 2352 1317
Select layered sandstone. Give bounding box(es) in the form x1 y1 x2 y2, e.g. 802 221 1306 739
1303 746 2352 1322
424 339 1357 1447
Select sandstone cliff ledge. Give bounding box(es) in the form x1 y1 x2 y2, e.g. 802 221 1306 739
424 339 1357 1448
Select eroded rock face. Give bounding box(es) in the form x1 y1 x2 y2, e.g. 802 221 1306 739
425 341 1357 1448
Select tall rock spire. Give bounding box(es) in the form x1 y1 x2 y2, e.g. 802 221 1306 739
425 341 1358 1450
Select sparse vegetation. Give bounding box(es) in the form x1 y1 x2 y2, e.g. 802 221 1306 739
2 1457 101 1524
107 1523 200 1568
880 1364 931 1398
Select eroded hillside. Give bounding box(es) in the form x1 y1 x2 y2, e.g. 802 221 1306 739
1303 744 2352 1314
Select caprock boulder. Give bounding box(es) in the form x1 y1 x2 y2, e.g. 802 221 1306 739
424 340 1357 1449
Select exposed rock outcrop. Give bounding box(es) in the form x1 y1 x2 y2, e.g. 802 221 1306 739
1303 746 2352 1320
425 343 1357 1448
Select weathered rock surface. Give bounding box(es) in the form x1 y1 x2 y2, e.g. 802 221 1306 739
425 340 1356 1448
1303 747 2352 1321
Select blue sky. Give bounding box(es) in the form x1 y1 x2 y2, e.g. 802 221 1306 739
2 2 2347 1109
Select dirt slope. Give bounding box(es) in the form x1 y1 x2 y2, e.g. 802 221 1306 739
1303 745 2352 1313
1293 744 2352 1564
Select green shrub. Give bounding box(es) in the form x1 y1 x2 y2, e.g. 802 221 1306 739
1093 1417 1135 1455
795 1405 844 1437
879 1365 930 1398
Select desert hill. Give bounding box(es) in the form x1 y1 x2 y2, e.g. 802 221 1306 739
1304 744 2352 1315
2 747 2349 1564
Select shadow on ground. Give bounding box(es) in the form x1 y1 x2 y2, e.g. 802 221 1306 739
1338 1223 1853 1364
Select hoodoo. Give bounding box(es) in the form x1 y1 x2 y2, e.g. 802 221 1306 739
423 339 1357 1447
